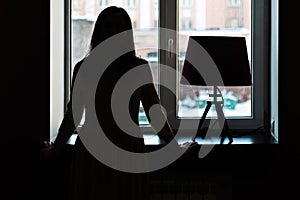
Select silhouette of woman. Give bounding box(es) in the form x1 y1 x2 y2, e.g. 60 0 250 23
45 6 177 200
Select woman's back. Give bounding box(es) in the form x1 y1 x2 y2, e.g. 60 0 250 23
70 56 152 200
51 6 175 200
75 55 152 151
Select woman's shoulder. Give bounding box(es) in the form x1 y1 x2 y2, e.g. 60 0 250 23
134 56 149 65
72 58 86 80
74 57 86 70
74 58 85 70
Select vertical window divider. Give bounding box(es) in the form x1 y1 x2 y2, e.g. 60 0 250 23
65 0 71 111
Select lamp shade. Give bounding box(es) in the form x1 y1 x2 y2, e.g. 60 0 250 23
180 36 252 86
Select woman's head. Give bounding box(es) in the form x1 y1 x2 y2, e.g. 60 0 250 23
89 6 135 56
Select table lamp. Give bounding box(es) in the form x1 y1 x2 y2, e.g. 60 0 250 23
180 36 252 144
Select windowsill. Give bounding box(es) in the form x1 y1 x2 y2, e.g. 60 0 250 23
62 131 279 168
67 131 277 146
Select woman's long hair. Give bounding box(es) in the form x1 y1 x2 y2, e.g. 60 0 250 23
88 6 136 58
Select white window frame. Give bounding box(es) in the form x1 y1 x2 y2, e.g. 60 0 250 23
160 0 274 133
270 0 279 142
50 0 66 141
50 0 279 142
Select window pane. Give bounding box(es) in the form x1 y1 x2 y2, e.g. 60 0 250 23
178 0 252 118
71 0 159 125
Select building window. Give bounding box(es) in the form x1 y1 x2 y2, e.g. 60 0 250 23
226 18 239 28
181 0 192 8
228 0 241 7
133 20 137 28
99 0 109 7
127 0 136 8
181 19 192 30
153 0 158 8
154 19 158 27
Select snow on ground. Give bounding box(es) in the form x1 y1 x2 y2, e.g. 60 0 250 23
178 100 251 118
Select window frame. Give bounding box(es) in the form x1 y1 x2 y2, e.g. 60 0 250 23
50 0 278 142
159 0 271 133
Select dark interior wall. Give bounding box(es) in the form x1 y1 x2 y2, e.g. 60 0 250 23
276 2 300 198
1 0 50 199
1 1 299 200
278 1 299 159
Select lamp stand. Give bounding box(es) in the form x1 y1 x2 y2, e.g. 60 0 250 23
192 86 233 144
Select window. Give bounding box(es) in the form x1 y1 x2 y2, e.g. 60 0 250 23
71 0 159 126
133 20 137 28
181 19 192 29
173 0 271 133
226 18 239 28
154 19 158 27
228 0 241 7
100 0 109 7
51 0 278 142
127 0 136 8
181 0 192 8
153 0 158 8
178 0 252 121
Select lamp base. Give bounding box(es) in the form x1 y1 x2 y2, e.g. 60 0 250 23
192 86 233 144
215 101 233 145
